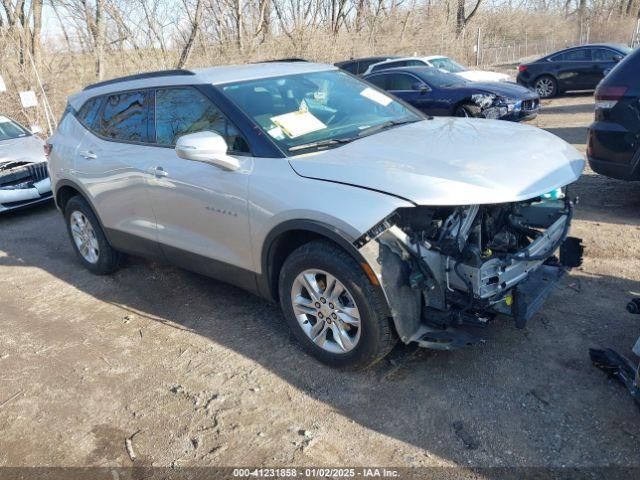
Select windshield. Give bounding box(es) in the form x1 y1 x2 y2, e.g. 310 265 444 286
0 116 30 141
617 45 633 55
429 57 467 73
418 67 467 87
221 70 422 153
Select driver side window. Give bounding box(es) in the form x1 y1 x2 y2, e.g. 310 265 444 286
154 87 249 154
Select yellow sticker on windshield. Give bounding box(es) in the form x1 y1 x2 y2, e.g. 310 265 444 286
270 110 326 138
360 87 392 106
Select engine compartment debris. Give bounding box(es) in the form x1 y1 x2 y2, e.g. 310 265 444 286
358 193 583 349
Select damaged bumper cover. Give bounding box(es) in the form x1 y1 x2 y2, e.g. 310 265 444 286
0 161 52 212
357 198 582 349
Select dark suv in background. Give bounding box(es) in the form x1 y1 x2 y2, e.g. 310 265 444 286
587 46 640 180
517 44 632 98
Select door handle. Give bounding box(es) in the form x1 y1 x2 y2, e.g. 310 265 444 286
148 166 168 177
79 150 97 160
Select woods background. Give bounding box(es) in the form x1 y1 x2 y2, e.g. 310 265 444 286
0 0 638 131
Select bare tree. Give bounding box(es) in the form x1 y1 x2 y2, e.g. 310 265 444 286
176 0 203 68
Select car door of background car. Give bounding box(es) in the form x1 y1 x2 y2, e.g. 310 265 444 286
146 86 255 275
591 48 622 87
73 89 160 257
550 48 593 91
384 72 442 114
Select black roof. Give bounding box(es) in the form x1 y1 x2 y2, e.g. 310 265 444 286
84 69 195 91
335 55 400 66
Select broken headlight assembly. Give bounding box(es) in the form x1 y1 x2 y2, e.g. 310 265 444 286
356 193 583 350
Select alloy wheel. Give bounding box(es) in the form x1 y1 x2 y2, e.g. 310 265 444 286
290 269 361 354
70 211 100 264
535 78 555 98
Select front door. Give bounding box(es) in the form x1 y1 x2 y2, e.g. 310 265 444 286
146 86 255 279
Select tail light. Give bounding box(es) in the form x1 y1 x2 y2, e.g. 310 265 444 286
44 143 52 157
595 85 627 110
518 65 527 72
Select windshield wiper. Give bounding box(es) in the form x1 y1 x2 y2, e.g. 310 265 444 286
288 137 355 152
357 118 420 138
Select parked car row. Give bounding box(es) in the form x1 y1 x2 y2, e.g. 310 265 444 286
336 54 538 121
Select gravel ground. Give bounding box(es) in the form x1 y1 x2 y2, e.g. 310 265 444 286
1 93 639 470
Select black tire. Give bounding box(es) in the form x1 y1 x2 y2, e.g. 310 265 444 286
455 103 482 118
534 75 558 99
278 240 397 369
64 196 120 275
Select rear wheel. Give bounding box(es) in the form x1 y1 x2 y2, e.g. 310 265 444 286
534 75 557 98
64 196 120 275
278 241 396 369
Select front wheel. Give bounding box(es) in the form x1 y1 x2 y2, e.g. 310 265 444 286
278 241 397 369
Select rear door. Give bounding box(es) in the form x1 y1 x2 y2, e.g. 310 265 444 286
73 89 160 256
145 86 255 274
551 48 593 90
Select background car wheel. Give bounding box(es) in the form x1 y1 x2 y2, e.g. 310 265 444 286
64 196 120 275
279 240 397 369
534 75 557 98
455 103 482 117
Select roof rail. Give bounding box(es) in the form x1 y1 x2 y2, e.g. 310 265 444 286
83 69 196 91
257 58 309 63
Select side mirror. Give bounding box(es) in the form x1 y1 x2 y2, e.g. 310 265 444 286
30 125 43 135
175 131 240 171
411 82 428 93
612 55 623 63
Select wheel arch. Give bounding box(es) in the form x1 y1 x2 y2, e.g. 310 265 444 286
260 220 391 317
54 179 111 241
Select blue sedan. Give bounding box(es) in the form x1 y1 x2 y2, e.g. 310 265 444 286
364 66 539 121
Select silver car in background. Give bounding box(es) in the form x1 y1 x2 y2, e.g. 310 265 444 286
0 115 51 213
47 62 584 369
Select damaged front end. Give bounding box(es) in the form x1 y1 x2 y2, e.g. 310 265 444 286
0 160 52 212
357 192 583 350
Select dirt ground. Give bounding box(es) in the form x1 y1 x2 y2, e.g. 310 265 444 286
1 93 640 471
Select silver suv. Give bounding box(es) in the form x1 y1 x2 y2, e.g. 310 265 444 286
48 62 585 368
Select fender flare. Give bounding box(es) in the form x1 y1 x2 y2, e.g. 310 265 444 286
260 219 391 317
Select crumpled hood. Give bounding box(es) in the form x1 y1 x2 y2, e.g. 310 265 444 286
288 118 584 206
456 70 511 83
0 135 45 165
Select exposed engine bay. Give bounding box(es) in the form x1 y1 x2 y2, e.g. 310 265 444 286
357 191 583 350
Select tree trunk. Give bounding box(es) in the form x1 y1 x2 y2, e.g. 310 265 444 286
31 0 43 67
176 0 203 68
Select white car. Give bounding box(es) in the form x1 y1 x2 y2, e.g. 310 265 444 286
364 55 511 82
0 115 51 213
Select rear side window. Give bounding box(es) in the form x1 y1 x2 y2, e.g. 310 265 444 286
76 97 103 128
592 48 621 61
154 87 249 153
551 49 591 61
366 75 388 89
371 61 407 72
387 73 416 90
95 90 149 142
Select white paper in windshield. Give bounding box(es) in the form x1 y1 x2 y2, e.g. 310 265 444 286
0 115 10 123
270 110 326 138
360 87 392 106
